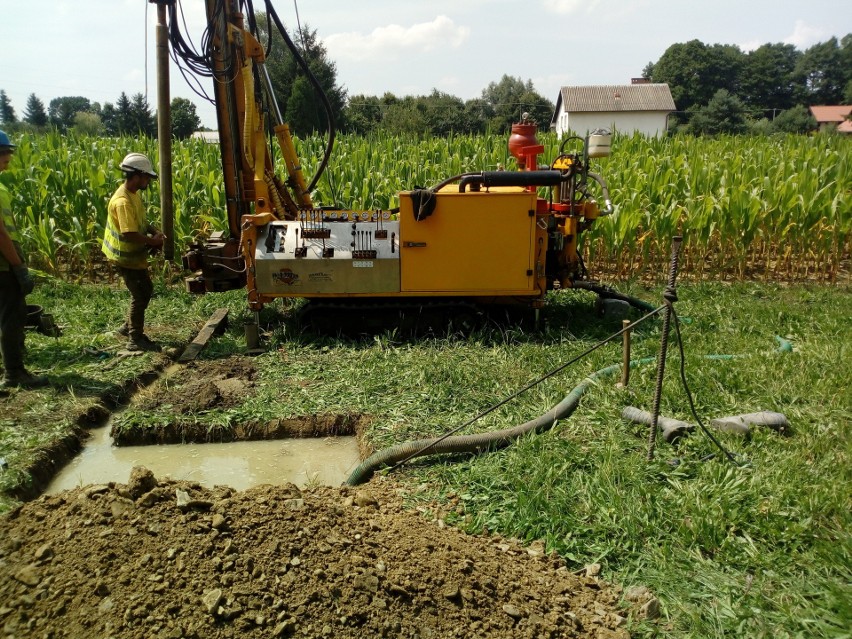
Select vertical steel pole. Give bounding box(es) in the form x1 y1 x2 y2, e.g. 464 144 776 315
621 319 632 387
154 1 175 260
647 235 683 461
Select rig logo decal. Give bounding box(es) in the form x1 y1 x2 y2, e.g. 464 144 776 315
273 268 300 286
308 271 334 282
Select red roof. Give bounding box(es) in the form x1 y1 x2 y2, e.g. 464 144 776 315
809 105 852 123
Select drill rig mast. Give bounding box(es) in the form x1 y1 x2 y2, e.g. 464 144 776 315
176 0 616 323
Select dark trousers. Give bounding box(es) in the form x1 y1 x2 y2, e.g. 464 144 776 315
117 266 154 340
0 269 26 375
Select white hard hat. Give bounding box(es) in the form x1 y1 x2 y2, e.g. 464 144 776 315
119 152 158 178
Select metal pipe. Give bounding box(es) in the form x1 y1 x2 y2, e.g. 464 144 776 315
458 170 564 193
647 235 683 461
154 1 174 260
260 63 284 126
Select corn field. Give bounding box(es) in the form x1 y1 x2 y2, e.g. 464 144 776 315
2 130 849 281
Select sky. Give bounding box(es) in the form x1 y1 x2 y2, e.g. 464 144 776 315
3 0 850 130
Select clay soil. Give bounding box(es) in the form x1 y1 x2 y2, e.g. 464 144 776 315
0 469 641 639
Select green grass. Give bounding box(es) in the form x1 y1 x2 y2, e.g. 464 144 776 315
1 280 850 638
0 268 249 506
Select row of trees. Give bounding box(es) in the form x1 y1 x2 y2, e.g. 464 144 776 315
257 22 553 136
3 24 849 140
646 35 852 133
0 90 202 139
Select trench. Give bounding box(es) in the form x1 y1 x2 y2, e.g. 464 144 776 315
42 356 363 495
46 422 361 494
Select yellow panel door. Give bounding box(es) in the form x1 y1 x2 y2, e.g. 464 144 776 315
399 190 537 294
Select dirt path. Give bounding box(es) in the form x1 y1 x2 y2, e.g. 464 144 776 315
0 470 637 638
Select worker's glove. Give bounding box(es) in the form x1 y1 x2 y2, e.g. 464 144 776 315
11 264 35 296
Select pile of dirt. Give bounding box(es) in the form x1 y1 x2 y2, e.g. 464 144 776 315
0 470 638 639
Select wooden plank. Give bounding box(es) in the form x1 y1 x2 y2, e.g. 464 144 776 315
178 308 230 363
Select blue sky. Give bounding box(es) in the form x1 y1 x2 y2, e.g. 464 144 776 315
3 0 850 129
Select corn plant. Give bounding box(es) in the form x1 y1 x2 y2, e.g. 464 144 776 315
2 131 848 281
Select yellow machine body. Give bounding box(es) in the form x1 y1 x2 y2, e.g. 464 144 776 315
398 188 538 296
181 1 613 318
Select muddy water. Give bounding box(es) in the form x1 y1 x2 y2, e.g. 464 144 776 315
47 426 361 494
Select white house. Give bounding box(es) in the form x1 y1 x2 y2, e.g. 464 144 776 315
191 130 220 143
551 84 676 138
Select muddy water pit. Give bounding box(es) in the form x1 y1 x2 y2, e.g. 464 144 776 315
49 357 363 492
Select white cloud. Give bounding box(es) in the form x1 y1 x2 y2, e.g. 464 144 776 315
739 39 762 53
323 15 470 61
541 0 602 14
783 20 826 49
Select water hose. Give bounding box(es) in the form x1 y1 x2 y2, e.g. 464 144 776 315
345 356 656 486
345 332 794 486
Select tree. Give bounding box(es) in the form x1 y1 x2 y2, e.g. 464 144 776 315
171 97 201 139
382 97 426 136
462 98 492 134
48 96 92 132
770 105 816 134
741 43 802 115
0 90 16 125
112 92 134 135
481 75 554 132
256 18 347 135
23 94 48 127
72 111 103 136
686 89 749 135
419 90 469 136
343 94 383 135
795 36 851 104
129 93 156 137
651 40 745 113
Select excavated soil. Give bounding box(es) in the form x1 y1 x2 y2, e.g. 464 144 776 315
0 470 640 639
136 358 260 415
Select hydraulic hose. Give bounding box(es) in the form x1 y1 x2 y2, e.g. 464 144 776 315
345 332 794 486
570 281 658 314
345 357 656 486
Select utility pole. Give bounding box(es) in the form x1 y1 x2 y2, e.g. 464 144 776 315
151 0 175 261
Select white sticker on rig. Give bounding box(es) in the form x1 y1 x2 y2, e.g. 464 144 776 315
352 260 374 268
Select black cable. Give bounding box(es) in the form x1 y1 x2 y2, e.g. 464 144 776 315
389 305 666 471
264 0 336 194
671 308 745 466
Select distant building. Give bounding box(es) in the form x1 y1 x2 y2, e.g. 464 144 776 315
551 84 676 138
191 131 220 143
809 106 852 133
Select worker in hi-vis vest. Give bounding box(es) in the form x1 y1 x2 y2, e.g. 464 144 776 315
102 153 165 352
0 129 49 389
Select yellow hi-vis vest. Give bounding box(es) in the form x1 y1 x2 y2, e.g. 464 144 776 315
102 184 148 269
0 182 23 272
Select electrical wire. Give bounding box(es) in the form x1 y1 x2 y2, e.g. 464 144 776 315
264 0 336 193
671 309 744 466
389 305 666 471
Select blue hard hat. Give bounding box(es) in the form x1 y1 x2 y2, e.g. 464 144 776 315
0 130 14 150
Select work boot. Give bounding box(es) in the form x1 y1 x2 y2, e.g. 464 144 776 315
126 334 161 353
1 369 50 389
